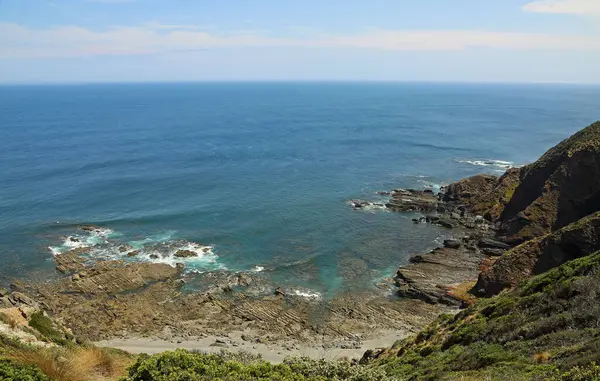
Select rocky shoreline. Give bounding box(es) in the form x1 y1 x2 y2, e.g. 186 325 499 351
3 235 449 357
1 176 520 359
350 180 519 307
2 149 548 363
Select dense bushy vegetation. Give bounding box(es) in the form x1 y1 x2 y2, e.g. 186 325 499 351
28 312 71 345
120 349 391 381
0 359 50 381
370 251 600 380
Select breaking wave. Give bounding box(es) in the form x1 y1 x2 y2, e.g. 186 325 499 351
291 289 322 300
48 226 224 272
458 159 517 170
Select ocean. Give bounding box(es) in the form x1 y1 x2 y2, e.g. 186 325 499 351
1 82 599 298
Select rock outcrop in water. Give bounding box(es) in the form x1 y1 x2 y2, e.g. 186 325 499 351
395 233 486 306
441 168 522 221
355 121 600 379
373 121 600 303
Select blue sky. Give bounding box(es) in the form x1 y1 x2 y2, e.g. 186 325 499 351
0 0 599 83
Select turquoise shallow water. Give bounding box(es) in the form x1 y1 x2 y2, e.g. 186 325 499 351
1 82 599 297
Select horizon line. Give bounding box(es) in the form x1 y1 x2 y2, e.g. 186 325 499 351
1 79 600 86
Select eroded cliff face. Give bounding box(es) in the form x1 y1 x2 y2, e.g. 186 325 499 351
442 167 522 221
473 211 600 297
498 121 600 243
434 122 600 297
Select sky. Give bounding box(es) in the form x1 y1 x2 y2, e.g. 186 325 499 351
0 0 599 83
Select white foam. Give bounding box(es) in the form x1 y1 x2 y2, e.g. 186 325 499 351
48 226 119 255
129 231 176 249
48 228 225 272
459 159 515 169
135 241 222 269
252 266 265 272
292 289 322 299
417 179 444 193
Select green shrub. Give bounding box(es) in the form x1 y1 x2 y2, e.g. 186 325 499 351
551 362 600 381
0 359 49 381
120 349 391 381
27 312 66 345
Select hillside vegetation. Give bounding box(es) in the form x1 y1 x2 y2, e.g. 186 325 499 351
365 250 600 380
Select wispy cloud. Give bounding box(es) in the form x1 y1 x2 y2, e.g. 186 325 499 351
1 22 599 59
523 0 600 15
143 22 212 31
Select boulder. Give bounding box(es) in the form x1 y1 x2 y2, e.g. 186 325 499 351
437 219 455 229
274 287 286 296
481 248 505 257
350 200 370 209
79 225 102 232
443 239 461 249
478 238 511 250
174 250 197 258
0 297 13 308
426 215 440 223
10 292 38 308
236 273 252 287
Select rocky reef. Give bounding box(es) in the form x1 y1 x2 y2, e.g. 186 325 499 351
381 121 600 301
354 121 600 380
10 240 446 356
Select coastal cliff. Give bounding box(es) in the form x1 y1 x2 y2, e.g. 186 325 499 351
393 121 600 302
357 121 600 379
474 121 600 296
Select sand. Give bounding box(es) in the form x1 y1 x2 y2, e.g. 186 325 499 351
97 329 408 363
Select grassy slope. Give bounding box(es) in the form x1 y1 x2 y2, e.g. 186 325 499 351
369 251 600 380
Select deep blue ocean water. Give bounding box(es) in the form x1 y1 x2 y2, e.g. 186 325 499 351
1 82 599 297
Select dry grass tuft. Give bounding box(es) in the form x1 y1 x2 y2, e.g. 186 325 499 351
444 281 477 306
533 351 551 364
9 346 128 381
0 312 20 329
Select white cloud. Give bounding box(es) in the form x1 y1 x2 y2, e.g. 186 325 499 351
143 22 208 31
523 0 600 15
1 23 600 59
